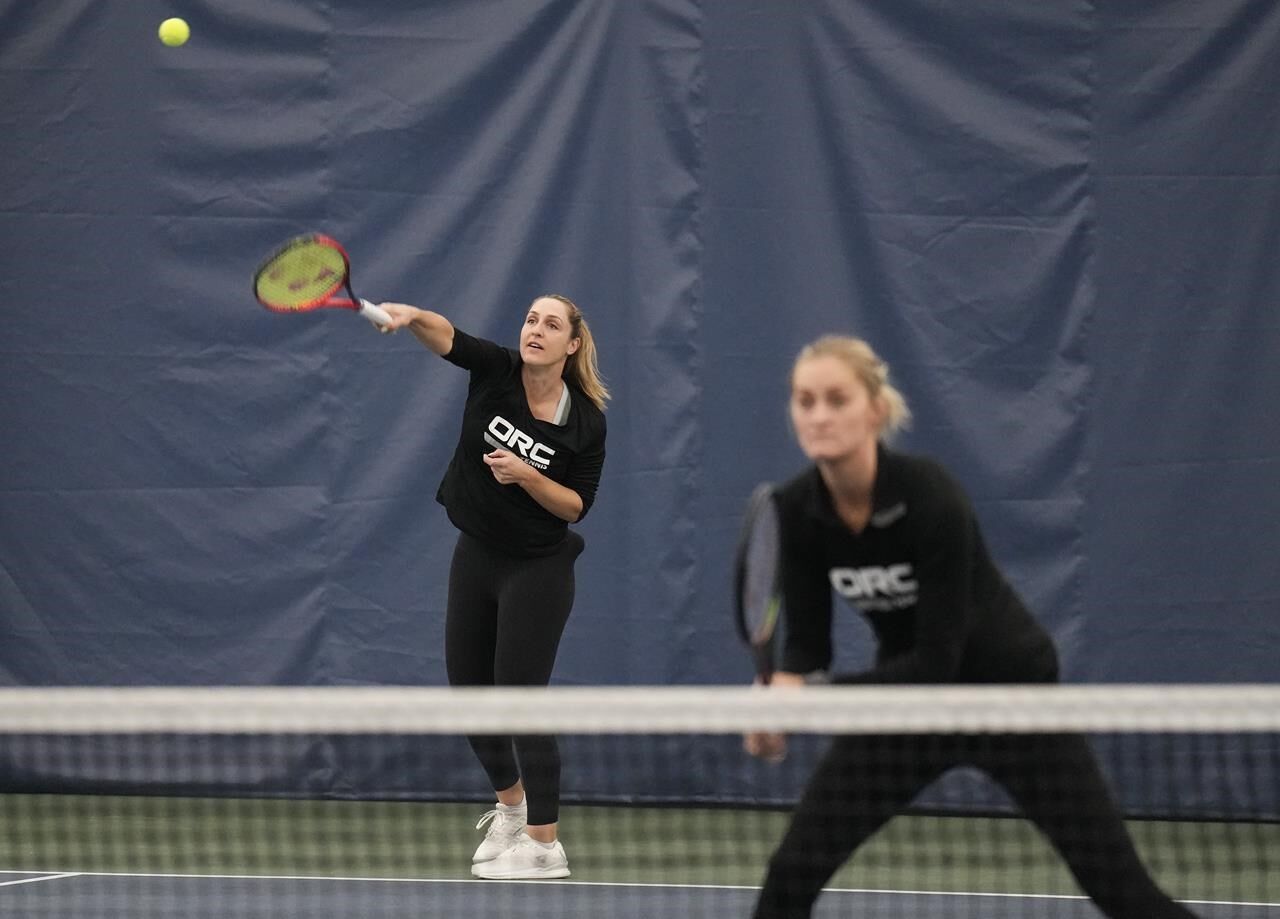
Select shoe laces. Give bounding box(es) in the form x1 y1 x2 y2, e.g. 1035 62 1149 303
475 808 521 836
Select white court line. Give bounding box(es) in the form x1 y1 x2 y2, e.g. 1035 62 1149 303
0 869 1274 908
0 872 81 888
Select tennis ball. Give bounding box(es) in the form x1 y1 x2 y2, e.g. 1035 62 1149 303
158 17 190 47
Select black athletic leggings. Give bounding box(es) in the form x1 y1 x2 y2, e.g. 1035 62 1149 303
445 530 584 827
753 732 1197 919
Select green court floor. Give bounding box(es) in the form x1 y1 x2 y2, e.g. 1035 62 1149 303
2 794 1275 904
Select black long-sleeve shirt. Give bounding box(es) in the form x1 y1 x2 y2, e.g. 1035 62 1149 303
435 329 606 557
773 444 1059 684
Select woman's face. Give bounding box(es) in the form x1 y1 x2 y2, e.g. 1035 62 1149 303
789 355 883 463
520 297 579 368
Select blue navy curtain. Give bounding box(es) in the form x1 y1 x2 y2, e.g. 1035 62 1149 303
1 0 1276 810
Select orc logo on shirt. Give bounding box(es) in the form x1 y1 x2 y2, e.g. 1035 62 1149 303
484 416 556 470
829 564 918 612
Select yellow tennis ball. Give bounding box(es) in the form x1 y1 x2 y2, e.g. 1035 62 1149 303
158 17 190 47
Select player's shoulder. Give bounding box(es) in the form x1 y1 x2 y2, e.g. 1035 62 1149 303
882 446 952 488
568 383 606 430
772 467 823 518
448 327 518 374
880 446 971 518
775 466 815 497
556 384 606 455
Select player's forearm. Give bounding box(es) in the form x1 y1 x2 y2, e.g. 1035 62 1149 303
379 302 455 355
519 473 585 523
408 309 455 355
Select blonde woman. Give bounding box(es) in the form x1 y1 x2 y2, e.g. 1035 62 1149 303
378 295 608 880
748 335 1194 919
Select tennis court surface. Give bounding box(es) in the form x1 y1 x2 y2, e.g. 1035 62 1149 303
2 685 1277 918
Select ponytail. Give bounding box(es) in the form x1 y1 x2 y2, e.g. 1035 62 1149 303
546 294 609 411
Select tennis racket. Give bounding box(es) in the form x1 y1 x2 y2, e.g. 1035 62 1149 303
734 482 783 684
253 233 391 327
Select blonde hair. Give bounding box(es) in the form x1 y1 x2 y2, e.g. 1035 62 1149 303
544 294 609 411
792 335 911 440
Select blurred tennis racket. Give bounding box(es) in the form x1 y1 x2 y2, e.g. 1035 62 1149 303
734 482 782 684
253 234 391 327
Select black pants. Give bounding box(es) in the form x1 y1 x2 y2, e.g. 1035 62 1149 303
445 530 584 827
753 733 1197 919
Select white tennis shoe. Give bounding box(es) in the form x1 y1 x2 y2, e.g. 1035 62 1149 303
472 801 527 863
470 833 570 880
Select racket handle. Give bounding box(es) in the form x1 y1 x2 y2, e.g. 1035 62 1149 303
358 299 392 327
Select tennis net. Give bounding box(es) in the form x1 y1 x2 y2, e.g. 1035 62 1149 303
0 684 1277 918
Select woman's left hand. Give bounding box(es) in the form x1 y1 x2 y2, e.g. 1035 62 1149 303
484 449 532 486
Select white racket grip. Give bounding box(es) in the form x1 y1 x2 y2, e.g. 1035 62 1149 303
358 299 392 328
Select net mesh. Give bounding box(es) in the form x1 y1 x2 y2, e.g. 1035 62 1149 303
1 685 1277 919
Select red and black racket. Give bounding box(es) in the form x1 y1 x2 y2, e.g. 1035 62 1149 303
253 234 391 327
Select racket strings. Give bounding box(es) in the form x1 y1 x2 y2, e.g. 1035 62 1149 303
737 485 783 674
255 239 349 310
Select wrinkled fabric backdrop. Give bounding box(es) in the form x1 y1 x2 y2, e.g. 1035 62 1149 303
1 1 1276 811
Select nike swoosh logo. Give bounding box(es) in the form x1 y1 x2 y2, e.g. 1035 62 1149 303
870 503 906 528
